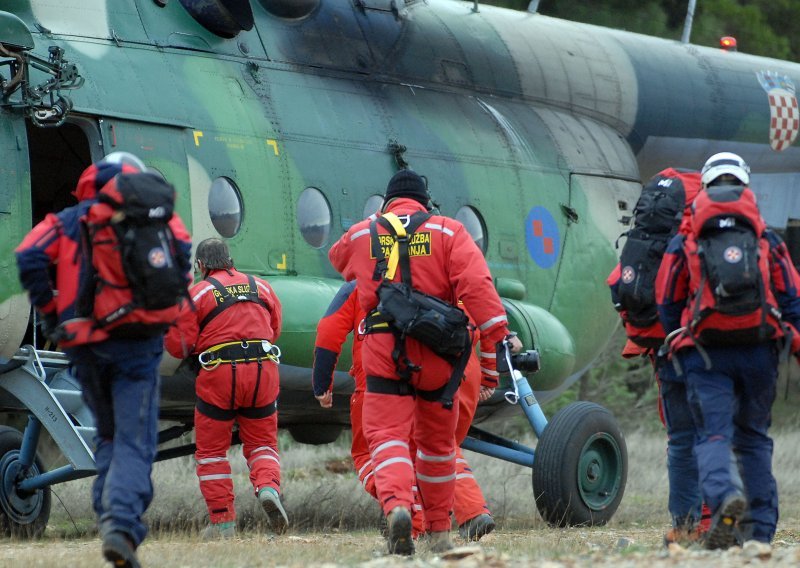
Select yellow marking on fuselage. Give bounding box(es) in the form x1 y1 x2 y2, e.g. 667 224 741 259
276 254 287 270
267 139 280 156
193 130 204 146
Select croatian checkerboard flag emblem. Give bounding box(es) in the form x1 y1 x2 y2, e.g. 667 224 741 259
757 71 799 152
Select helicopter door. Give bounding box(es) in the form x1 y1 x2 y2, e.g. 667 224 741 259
98 118 191 217
26 118 95 226
11 118 96 352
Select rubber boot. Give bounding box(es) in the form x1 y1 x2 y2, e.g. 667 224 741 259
425 530 453 554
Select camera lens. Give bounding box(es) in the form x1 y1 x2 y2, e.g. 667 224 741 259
511 350 540 373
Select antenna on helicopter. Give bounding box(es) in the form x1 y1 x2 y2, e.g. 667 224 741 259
681 0 697 43
528 0 540 13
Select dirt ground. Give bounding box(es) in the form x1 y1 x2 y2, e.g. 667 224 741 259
2 526 800 567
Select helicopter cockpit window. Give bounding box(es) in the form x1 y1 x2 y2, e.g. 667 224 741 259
363 195 384 219
209 177 243 238
456 206 487 253
298 187 331 248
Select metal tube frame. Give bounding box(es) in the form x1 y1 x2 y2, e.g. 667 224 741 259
460 374 548 468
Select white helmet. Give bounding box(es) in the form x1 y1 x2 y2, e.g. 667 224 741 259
99 151 146 172
701 152 750 186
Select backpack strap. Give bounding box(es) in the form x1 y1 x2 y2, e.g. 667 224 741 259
75 218 99 320
435 332 473 409
370 218 387 281
687 271 713 371
381 212 408 283
77 217 141 329
199 274 269 331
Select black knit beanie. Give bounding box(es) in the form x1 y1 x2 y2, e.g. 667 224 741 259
384 169 428 205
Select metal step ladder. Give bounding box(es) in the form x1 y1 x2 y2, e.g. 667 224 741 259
1 346 96 475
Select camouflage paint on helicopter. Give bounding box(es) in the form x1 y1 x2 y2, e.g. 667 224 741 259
2 0 800 415
3 0 800 536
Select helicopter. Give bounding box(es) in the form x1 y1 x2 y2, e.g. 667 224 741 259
2 0 800 537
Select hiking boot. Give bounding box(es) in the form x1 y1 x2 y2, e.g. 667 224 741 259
705 492 747 550
458 513 496 541
258 487 289 534
742 540 772 558
200 521 236 541
102 531 140 568
663 525 704 548
424 530 454 554
386 506 414 556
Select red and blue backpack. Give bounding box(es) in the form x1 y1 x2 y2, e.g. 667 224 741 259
75 172 189 338
683 184 781 345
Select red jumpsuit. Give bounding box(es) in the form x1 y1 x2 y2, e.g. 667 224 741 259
311 280 375 497
453 317 495 527
313 283 495 527
165 268 282 524
329 198 510 533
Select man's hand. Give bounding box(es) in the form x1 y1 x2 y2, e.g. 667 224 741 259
315 391 333 408
39 311 59 343
508 334 523 354
479 386 495 402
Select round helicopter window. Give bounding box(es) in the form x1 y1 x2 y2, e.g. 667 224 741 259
208 177 243 238
298 187 331 248
456 206 487 253
363 195 384 219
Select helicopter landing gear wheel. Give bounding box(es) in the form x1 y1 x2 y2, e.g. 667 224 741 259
0 426 51 538
532 402 627 526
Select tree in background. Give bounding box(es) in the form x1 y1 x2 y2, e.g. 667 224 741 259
485 0 799 61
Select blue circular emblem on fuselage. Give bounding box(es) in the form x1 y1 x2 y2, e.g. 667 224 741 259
525 206 560 269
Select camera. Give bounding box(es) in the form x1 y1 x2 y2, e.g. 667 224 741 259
511 350 541 373
496 348 541 374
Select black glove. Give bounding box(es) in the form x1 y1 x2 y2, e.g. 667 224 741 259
39 312 59 343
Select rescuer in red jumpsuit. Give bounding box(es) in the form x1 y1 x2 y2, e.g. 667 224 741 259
328 170 520 554
312 282 497 540
165 238 287 539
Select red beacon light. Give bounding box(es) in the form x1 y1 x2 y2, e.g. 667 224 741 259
720 36 738 52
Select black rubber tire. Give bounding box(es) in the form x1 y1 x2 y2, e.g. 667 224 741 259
288 424 343 445
532 401 627 527
0 426 51 538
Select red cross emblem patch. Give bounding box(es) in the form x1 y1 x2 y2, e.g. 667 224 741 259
723 246 743 264
621 265 636 284
757 71 799 152
148 247 167 268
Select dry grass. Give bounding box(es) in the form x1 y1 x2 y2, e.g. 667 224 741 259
10 429 800 566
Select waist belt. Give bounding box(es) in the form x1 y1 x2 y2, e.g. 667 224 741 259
198 340 281 370
364 308 471 409
197 397 277 421
366 375 448 403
